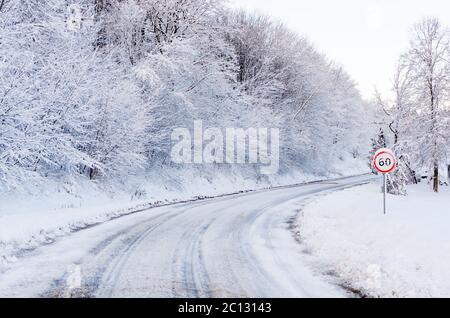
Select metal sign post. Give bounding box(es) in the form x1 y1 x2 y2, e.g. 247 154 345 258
373 148 397 215
383 173 387 215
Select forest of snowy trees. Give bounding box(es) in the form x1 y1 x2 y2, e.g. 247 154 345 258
0 0 372 193
374 17 450 194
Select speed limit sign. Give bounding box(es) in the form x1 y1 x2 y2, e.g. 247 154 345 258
373 149 397 174
373 148 397 215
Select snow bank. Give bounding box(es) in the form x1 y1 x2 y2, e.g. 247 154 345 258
297 181 450 297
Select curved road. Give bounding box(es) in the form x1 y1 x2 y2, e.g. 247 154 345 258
0 175 372 298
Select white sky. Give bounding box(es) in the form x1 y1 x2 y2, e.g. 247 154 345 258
228 0 450 99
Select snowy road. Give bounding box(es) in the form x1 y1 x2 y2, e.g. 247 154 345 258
0 175 373 298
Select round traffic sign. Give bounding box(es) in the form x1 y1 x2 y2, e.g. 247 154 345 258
373 148 397 174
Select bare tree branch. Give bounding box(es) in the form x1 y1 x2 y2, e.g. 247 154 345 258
0 0 6 13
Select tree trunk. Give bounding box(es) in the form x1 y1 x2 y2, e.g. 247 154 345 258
433 164 439 193
89 167 98 180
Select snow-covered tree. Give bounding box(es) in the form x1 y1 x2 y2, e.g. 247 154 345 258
375 63 417 194
401 18 450 192
0 0 375 192
377 17 450 194
0 0 147 190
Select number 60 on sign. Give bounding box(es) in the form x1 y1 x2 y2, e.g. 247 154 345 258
373 149 397 174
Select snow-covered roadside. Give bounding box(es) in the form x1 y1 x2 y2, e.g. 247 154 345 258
296 180 450 298
0 159 368 272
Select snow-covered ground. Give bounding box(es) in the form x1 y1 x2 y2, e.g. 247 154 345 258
297 180 450 298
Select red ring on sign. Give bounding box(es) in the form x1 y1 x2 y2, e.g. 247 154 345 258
373 151 397 174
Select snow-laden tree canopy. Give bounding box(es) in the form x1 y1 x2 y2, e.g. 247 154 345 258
0 0 373 191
